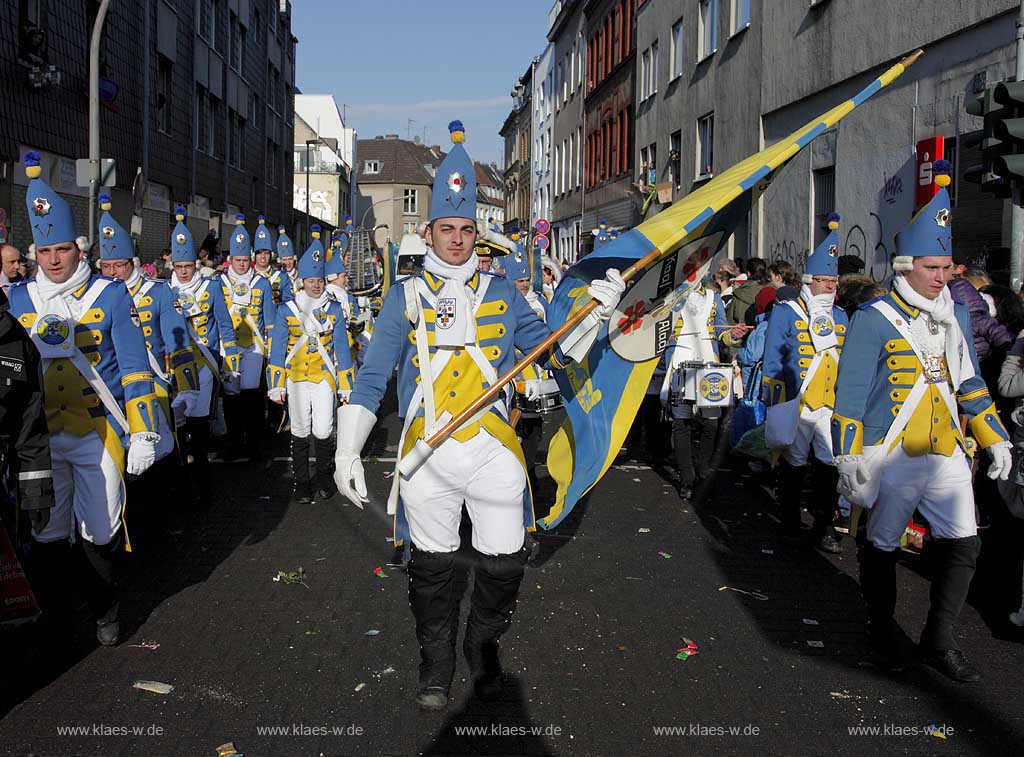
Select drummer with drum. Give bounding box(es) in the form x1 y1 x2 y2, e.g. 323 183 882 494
660 282 745 500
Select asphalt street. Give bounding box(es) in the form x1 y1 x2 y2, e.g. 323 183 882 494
2 401 1024 756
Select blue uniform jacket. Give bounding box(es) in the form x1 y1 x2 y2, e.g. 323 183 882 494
127 277 198 394
266 298 355 391
9 275 160 442
831 290 1008 458
258 268 294 305
174 278 240 368
761 297 849 410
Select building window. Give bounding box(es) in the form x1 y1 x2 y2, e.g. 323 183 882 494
640 48 650 100
670 130 682 188
229 111 242 167
212 98 224 158
213 0 225 55
613 5 621 67
697 112 714 178
650 41 658 96
364 160 381 174
730 0 751 36
250 92 260 131
196 86 209 153
403 189 418 215
813 167 836 246
198 0 213 42
228 11 241 71
670 18 684 80
698 0 717 61
156 56 172 134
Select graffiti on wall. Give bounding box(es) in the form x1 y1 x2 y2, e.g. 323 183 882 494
293 186 335 223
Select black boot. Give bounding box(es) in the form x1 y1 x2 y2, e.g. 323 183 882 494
186 417 212 507
314 435 336 500
776 461 807 543
673 419 695 499
859 541 908 672
78 529 123 646
464 543 530 701
221 393 245 460
242 389 266 465
290 435 312 503
920 536 982 682
28 539 74 649
407 546 460 710
810 460 841 554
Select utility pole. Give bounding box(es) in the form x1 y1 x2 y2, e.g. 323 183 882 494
406 118 416 141
87 0 111 250
1012 0 1024 290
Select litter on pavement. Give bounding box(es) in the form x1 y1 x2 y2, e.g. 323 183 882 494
273 567 308 587
675 638 700 661
126 641 160 650
718 586 769 600
365 629 381 636
373 566 390 579
215 742 244 757
657 551 672 559
354 683 366 692
133 680 174 695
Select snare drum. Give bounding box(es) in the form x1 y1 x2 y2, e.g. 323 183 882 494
695 364 735 408
512 378 563 416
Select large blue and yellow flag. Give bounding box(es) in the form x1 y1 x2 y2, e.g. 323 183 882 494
541 52 920 528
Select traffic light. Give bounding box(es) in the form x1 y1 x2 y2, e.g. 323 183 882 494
963 85 1012 197
992 80 1024 181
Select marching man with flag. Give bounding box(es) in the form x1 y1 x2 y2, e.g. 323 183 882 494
832 160 1011 681
169 207 240 505
9 152 161 646
333 121 625 710
267 226 354 503
762 213 848 553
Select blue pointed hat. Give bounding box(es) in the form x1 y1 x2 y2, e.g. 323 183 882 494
170 205 196 262
23 151 78 246
326 236 347 277
276 225 294 258
229 214 251 257
97 193 133 260
298 225 326 279
429 120 477 221
805 212 840 278
896 160 953 258
506 249 530 280
253 215 274 252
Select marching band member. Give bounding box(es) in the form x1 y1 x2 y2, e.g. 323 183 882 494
540 254 562 302
267 227 354 503
253 216 293 305
96 195 199 466
10 152 160 645
169 207 240 505
762 214 848 553
333 121 624 710
220 215 276 464
833 161 1011 681
277 226 300 297
326 239 365 369
660 282 738 500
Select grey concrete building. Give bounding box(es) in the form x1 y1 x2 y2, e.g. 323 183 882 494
634 0 1019 280
500 65 534 234
548 0 587 263
532 44 554 236
1 0 296 260
354 135 442 237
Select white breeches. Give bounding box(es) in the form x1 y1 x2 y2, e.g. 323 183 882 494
36 431 124 546
401 430 526 556
286 378 335 439
780 406 834 467
866 446 976 551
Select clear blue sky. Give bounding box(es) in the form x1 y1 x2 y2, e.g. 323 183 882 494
292 0 552 165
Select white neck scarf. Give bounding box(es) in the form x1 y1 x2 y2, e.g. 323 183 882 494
294 289 329 336
892 275 973 388
894 275 955 324
227 267 253 287
171 271 204 298
35 259 92 303
124 266 142 293
799 284 838 352
423 247 479 348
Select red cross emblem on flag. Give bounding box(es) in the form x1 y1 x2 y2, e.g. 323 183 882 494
617 300 646 335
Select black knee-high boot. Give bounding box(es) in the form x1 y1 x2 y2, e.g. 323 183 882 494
859 541 905 670
776 461 807 539
920 535 982 682
222 393 245 459
78 529 123 646
242 389 266 464
290 435 312 503
407 546 460 710
464 543 530 701
810 460 841 553
314 435 336 499
186 417 212 506
29 539 74 646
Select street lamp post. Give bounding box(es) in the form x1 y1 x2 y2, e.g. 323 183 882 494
359 196 398 229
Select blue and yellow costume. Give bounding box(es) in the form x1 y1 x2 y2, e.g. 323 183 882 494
253 216 293 305
277 225 301 296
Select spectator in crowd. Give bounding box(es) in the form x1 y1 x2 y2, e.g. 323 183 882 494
715 260 740 310
158 248 172 273
769 260 793 289
737 286 777 388
727 257 770 325
838 254 865 279
985 284 1024 336
948 252 1012 365
1 244 24 294
835 273 886 318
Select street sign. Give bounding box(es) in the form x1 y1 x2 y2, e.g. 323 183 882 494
75 158 116 189
534 218 550 235
535 234 550 250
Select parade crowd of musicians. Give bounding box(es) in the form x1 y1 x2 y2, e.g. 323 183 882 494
3 121 1024 709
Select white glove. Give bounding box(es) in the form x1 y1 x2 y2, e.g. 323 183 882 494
334 403 376 508
126 432 159 476
171 390 201 418
524 380 543 401
267 387 287 404
587 269 626 319
987 442 1013 481
338 389 352 403
835 455 863 502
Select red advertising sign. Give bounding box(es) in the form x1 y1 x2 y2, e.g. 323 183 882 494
916 136 945 210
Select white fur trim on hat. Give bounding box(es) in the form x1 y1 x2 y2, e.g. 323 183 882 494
802 273 813 284
892 255 914 273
